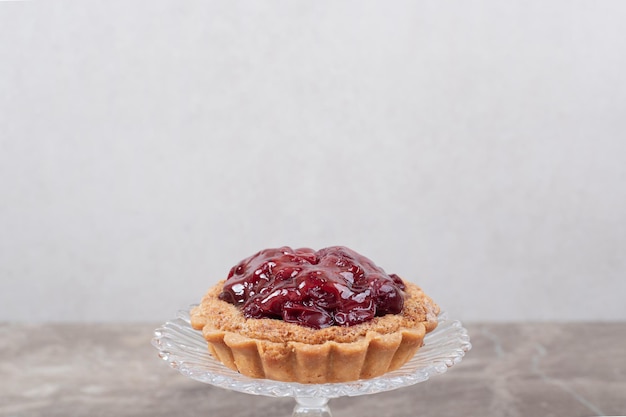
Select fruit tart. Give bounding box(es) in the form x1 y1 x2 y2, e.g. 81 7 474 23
190 246 440 383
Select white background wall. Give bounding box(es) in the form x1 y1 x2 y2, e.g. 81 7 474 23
1 1 625 323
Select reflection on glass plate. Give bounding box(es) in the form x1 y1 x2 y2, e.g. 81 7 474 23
152 307 471 399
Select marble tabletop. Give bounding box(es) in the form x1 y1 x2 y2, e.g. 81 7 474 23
1 322 624 417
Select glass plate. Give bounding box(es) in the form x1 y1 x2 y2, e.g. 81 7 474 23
152 307 471 399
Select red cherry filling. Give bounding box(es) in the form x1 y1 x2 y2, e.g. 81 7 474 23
219 246 406 329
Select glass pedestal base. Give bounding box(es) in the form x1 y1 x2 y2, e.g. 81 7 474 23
293 397 332 417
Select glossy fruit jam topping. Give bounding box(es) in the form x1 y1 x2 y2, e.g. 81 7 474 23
218 246 406 329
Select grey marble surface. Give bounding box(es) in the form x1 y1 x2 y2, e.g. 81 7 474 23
1 322 624 417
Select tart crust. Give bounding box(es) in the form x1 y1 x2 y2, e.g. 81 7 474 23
191 280 440 383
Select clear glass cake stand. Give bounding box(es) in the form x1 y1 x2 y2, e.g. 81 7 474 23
152 307 471 417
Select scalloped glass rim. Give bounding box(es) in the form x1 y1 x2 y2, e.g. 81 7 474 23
152 306 471 398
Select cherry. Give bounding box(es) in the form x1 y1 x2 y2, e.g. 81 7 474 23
389 273 406 291
219 246 406 329
282 301 334 328
371 278 404 315
334 296 375 326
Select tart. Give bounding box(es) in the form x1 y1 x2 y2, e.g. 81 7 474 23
190 246 440 383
